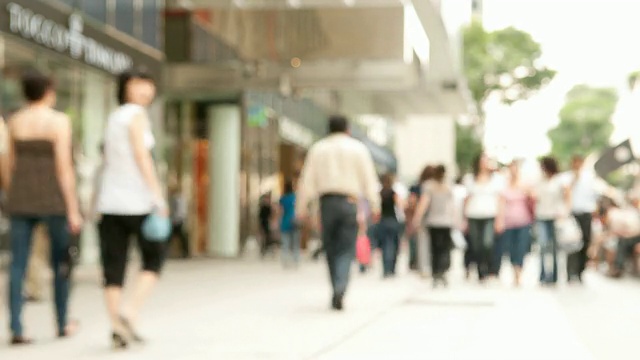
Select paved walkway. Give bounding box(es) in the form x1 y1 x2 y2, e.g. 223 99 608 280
0 251 638 359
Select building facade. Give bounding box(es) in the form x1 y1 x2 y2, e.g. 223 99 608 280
0 0 165 264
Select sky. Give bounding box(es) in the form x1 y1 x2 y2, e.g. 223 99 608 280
479 0 640 162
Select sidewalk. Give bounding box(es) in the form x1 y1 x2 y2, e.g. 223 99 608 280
0 251 636 359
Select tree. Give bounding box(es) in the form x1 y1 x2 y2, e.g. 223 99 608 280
455 122 483 173
547 85 618 167
628 70 640 90
463 21 556 117
456 21 556 173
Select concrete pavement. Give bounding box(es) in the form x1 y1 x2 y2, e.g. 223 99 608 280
0 251 638 360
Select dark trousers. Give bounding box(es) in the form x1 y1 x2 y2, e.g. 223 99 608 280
408 234 418 270
10 215 70 337
320 195 358 297
171 222 190 258
571 212 592 277
468 218 495 280
260 221 275 256
378 218 399 276
464 232 474 269
428 227 452 276
99 215 166 287
615 235 640 271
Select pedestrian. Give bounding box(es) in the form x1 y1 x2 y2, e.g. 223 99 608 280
497 160 534 286
464 153 505 283
3 69 83 345
169 185 190 259
533 156 564 286
411 165 454 287
259 192 276 257
96 69 168 348
296 115 380 311
378 173 401 278
404 185 420 271
279 180 300 268
564 155 601 283
452 176 472 278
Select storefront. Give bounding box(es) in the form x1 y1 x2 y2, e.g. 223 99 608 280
0 0 164 264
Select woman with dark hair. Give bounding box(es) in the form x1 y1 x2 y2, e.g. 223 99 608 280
3 69 82 344
279 180 300 268
533 156 565 285
96 69 168 348
378 173 401 277
464 153 505 282
496 160 534 286
412 164 454 286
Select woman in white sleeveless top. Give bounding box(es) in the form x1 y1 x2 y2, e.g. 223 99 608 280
96 70 167 349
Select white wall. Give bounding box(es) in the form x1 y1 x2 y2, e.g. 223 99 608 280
394 114 456 183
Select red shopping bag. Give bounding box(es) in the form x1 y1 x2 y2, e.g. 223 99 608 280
356 234 371 265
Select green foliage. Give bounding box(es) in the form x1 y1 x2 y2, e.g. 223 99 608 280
628 70 640 90
548 85 618 167
605 169 634 190
455 122 483 174
462 21 556 115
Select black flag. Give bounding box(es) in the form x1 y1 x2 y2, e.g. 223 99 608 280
594 139 635 178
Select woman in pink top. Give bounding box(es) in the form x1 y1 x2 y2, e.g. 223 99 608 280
497 161 534 286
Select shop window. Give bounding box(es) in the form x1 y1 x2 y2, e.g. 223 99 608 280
141 0 159 48
83 0 107 23
115 0 135 37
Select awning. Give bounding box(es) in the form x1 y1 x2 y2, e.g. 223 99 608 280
350 128 397 175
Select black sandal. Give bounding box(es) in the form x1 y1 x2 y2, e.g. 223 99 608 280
112 332 129 349
120 316 145 343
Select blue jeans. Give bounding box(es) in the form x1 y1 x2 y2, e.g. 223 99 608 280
468 218 495 280
280 230 301 266
320 195 358 297
537 220 558 283
9 215 71 336
378 218 399 276
502 225 531 268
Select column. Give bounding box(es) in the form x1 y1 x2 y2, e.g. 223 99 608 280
79 72 107 265
207 105 241 257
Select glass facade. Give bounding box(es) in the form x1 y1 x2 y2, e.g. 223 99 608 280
82 0 108 24
115 0 135 37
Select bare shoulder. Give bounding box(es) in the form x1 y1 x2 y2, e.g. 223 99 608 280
51 110 72 128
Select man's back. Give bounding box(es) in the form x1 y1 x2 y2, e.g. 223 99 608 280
298 134 380 212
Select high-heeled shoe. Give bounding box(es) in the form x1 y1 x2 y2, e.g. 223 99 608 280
111 332 128 349
120 316 145 343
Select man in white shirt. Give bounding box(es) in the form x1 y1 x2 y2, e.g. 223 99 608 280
297 115 380 311
563 155 603 282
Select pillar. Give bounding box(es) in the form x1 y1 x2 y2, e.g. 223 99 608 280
207 105 241 257
79 72 106 265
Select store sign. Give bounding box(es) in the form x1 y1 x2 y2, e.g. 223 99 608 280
279 117 314 149
5 2 133 74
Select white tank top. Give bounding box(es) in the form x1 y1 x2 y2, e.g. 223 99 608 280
97 104 155 215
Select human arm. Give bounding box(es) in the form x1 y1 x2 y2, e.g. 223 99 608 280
296 149 318 220
411 192 431 233
359 148 381 222
129 113 167 215
495 193 506 234
0 119 12 192
54 115 82 234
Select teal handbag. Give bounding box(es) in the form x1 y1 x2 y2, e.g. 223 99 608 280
142 213 172 242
